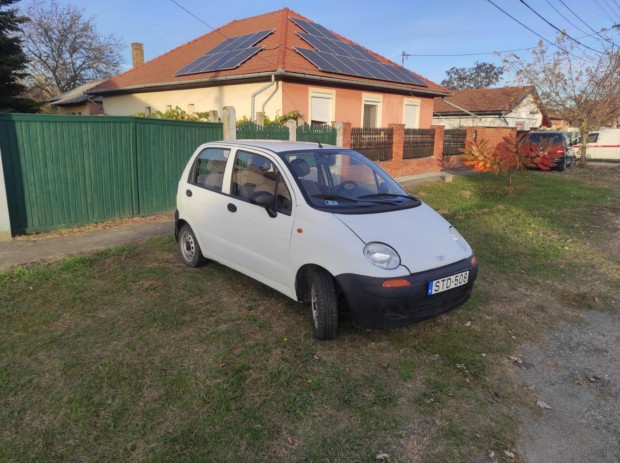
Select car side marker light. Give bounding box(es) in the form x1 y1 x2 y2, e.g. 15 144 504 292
383 279 411 288
471 256 477 266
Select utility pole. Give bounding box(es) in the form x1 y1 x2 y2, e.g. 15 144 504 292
401 51 413 67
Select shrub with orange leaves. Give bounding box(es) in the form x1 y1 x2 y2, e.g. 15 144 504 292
462 134 556 185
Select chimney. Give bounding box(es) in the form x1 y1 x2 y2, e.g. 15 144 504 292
131 42 144 68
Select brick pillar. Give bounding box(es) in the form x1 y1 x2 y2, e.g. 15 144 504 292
388 124 405 167
431 125 445 163
465 127 476 145
342 122 352 148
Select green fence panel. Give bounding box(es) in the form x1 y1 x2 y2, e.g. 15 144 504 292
135 119 223 215
237 122 289 140
0 114 137 234
0 114 223 235
296 124 337 145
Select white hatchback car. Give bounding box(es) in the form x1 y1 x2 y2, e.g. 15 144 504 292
175 140 478 340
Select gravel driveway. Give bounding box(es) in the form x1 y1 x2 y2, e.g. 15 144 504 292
516 310 620 463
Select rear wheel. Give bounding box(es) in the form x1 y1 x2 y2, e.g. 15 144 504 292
557 156 567 172
178 224 208 268
310 269 338 340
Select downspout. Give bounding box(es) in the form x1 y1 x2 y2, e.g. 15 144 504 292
261 80 279 114
251 74 276 122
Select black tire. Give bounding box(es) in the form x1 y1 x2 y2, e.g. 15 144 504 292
309 269 339 340
178 224 208 268
557 156 567 172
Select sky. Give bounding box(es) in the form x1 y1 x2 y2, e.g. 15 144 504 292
21 0 620 85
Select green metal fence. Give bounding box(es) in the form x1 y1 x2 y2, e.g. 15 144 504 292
0 114 222 234
237 122 289 140
296 124 337 145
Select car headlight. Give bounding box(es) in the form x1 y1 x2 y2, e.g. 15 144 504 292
363 242 400 270
450 226 469 251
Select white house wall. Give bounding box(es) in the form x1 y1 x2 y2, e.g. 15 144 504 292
101 82 284 119
433 94 543 130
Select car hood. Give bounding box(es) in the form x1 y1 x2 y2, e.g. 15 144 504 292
334 204 472 273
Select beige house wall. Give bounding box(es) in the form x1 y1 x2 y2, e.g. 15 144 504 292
101 82 284 119
432 94 543 130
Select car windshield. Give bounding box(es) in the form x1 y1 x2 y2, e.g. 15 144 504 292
280 149 421 213
526 133 564 145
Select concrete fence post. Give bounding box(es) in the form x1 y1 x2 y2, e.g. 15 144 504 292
334 122 343 146
286 119 297 141
222 106 236 140
208 110 219 122
255 112 265 127
0 147 12 240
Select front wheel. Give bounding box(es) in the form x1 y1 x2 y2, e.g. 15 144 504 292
310 269 338 340
557 156 567 172
178 224 208 268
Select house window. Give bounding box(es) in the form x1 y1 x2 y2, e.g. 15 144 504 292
310 92 333 126
404 101 420 128
362 96 382 128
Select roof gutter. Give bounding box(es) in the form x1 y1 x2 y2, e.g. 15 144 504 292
88 68 450 98
251 74 276 122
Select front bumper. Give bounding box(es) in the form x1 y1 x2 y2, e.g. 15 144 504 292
336 258 478 330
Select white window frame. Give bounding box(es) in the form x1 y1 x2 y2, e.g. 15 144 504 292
308 89 336 126
403 99 421 129
362 94 383 128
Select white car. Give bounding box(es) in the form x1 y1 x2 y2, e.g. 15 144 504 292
175 140 478 340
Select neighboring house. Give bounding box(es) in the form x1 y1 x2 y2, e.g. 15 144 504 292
49 80 106 115
88 8 449 128
432 86 550 130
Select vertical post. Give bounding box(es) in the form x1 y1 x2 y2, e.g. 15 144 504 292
432 125 445 163
389 123 405 166
286 119 297 141
208 110 218 122
0 147 12 240
341 122 352 148
222 106 236 141
255 112 265 127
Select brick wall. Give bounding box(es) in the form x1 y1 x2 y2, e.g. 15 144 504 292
339 123 516 178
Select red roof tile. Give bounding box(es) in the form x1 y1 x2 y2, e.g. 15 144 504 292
90 8 448 96
433 86 536 114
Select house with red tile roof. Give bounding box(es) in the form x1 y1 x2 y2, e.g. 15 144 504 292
432 86 550 130
89 8 449 128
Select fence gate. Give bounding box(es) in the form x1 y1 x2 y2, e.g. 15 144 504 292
404 129 435 159
443 129 467 156
351 128 393 161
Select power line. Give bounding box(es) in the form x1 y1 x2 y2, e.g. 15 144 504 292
556 0 619 46
518 0 604 54
485 0 593 61
602 0 620 19
594 0 620 21
543 0 592 39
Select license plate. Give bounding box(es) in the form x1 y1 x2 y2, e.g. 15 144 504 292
427 271 469 296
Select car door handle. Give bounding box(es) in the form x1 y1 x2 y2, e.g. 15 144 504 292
227 203 237 213
186 189 192 197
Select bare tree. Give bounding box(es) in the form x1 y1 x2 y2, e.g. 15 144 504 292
20 0 123 99
503 32 620 164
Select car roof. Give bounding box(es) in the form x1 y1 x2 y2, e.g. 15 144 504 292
205 139 339 153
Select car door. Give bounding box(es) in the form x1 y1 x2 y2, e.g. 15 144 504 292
182 146 233 262
219 149 296 295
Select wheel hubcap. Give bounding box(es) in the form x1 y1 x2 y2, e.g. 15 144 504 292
181 231 195 261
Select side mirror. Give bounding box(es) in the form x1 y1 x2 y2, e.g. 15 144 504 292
250 191 277 218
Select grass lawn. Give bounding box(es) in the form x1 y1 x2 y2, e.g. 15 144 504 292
1 165 619 462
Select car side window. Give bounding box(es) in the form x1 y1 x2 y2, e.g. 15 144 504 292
231 151 292 215
587 133 599 143
190 148 231 193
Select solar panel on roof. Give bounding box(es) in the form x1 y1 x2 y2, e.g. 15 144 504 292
176 29 274 77
290 17 427 87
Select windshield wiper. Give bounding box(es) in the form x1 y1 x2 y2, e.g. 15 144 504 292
358 193 418 200
312 194 358 203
